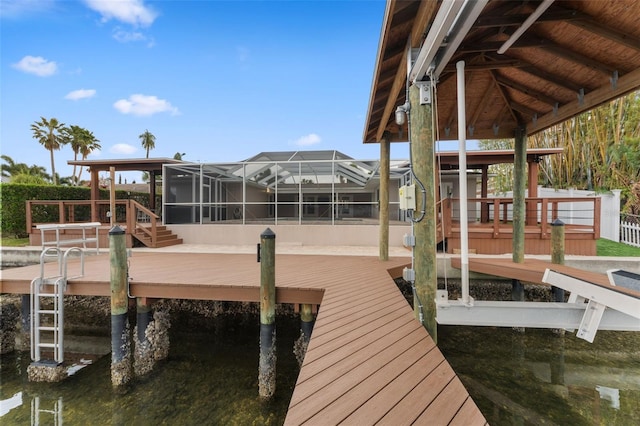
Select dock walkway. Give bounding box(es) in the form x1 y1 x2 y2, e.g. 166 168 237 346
1 247 486 425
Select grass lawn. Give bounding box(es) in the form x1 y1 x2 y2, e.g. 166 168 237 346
1 236 30 247
596 238 640 257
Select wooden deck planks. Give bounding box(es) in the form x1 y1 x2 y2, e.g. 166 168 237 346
2 251 485 425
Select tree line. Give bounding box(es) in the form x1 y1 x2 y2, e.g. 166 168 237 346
2 117 160 186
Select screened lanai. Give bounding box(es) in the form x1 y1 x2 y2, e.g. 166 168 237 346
162 150 409 225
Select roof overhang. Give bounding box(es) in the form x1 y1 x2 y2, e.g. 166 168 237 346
364 0 640 143
68 158 182 173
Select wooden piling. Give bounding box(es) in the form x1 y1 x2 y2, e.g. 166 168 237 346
259 228 276 399
300 303 314 342
512 125 527 264
409 84 438 343
551 219 566 304
134 297 154 377
109 225 131 386
294 303 315 367
379 133 390 261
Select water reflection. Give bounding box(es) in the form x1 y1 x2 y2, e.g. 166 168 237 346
439 326 640 426
0 313 300 425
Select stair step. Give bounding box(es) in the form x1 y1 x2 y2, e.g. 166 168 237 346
155 239 183 248
38 326 58 331
38 343 59 349
37 310 57 315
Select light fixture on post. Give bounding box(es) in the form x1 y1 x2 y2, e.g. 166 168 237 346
395 101 410 126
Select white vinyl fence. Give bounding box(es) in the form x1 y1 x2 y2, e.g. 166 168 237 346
620 216 640 248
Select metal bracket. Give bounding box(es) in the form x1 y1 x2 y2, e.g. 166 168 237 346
415 81 431 105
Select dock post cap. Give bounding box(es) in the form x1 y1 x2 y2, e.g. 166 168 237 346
261 228 276 239
109 225 125 235
551 219 565 226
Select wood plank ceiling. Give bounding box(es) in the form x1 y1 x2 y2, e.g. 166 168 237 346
363 0 640 143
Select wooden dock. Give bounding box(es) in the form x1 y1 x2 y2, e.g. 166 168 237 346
451 257 640 299
1 251 486 425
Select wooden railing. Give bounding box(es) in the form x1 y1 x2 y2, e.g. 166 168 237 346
26 199 161 246
127 200 160 246
439 196 600 240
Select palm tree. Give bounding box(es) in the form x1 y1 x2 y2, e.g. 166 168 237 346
31 117 69 185
68 125 101 184
173 152 186 160
1 154 51 182
76 131 101 184
139 129 156 158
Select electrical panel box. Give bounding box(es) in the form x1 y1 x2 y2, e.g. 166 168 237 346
403 233 415 247
403 267 415 282
399 184 416 210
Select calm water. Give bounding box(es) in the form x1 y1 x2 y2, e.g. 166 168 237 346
439 326 640 426
0 312 300 425
1 312 639 425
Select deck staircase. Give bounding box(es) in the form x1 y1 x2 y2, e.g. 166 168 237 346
129 200 182 248
132 224 183 248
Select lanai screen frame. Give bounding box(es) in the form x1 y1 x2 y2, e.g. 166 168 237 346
162 151 408 225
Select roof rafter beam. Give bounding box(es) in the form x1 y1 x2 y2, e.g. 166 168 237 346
483 53 587 93
528 67 640 135
570 18 640 51
493 73 560 106
375 0 438 142
534 38 619 76
474 8 580 28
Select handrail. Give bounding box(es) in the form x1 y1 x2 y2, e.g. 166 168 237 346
129 199 160 247
447 196 600 239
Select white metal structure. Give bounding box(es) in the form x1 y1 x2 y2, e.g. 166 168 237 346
436 269 640 343
30 247 85 364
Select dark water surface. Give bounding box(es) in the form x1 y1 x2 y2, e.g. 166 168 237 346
439 326 640 426
1 312 300 425
1 310 639 425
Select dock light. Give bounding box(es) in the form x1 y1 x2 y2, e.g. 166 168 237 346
395 101 410 126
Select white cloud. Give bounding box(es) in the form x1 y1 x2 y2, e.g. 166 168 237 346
113 94 180 116
0 0 56 18
12 55 57 76
65 89 96 100
110 144 137 155
83 0 158 27
292 133 322 147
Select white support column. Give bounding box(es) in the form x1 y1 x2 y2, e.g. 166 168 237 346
456 60 471 305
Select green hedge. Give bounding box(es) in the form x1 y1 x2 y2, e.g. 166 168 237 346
0 184 152 238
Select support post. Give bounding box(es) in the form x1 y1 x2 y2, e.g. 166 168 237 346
379 133 390 261
551 219 565 303
513 125 527 263
20 294 31 350
134 297 154 376
294 303 315 367
110 225 131 386
410 83 437 343
109 166 116 226
456 61 471 305
259 228 276 399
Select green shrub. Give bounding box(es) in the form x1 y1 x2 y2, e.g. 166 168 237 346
0 184 152 238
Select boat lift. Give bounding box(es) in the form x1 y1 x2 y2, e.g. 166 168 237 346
435 268 640 343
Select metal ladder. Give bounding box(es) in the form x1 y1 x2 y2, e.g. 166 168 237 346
31 396 63 426
30 247 85 364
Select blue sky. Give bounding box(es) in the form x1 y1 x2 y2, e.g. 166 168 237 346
2 0 422 182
